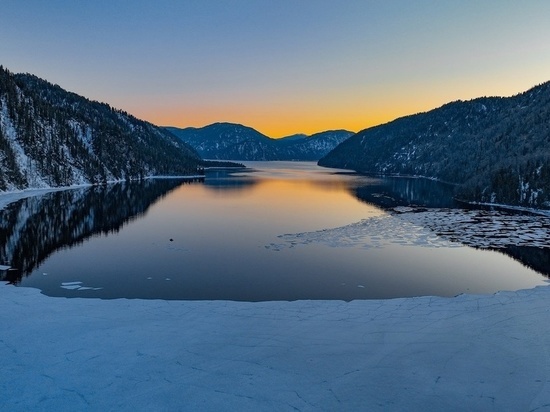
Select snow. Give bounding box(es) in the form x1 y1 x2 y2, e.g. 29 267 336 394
0 97 52 189
267 214 458 251
0 186 91 211
267 207 550 252
0 176 202 211
2 282 550 411
396 208 550 249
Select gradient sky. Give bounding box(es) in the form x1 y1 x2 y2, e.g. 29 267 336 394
1 1 550 137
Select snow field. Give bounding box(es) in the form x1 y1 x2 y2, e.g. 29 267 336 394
1 283 550 411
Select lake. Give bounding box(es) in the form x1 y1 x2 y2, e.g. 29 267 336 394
2 161 548 301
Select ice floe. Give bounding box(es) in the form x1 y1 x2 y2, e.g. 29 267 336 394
266 214 458 251
267 207 550 251
60 281 102 291
396 208 550 249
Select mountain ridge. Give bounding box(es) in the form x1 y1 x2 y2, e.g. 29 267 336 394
319 81 550 209
166 123 353 161
0 66 202 191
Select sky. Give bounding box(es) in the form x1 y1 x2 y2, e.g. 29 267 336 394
1 1 550 137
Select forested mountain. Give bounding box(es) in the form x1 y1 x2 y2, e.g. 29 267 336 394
166 123 278 160
277 130 356 161
319 82 550 209
166 123 353 161
0 66 201 191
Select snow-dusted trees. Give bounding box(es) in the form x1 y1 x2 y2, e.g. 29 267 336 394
320 82 550 209
0 66 202 191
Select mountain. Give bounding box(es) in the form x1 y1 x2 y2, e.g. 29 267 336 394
166 123 278 161
278 133 308 142
0 66 201 191
166 123 353 161
278 130 355 161
319 82 550 209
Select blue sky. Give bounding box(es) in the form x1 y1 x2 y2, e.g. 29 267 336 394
2 1 550 136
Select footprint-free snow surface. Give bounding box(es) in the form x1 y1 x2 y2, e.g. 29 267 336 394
1 282 550 411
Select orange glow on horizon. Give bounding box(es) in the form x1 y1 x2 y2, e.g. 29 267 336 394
127 100 418 139
119 74 549 139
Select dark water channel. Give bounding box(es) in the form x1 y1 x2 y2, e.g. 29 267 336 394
1 162 547 300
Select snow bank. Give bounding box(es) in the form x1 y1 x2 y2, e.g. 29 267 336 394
0 186 91 210
1 283 550 411
0 175 201 211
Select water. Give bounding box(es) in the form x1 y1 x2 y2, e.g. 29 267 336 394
1 162 548 301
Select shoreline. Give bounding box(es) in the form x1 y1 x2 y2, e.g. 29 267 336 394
323 166 550 216
0 174 204 210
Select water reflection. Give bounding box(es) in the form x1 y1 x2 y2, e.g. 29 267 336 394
351 176 459 209
0 179 198 284
495 246 550 278
1 163 547 300
350 176 550 279
203 169 258 193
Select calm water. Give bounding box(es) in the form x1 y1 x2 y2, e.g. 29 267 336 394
2 162 548 301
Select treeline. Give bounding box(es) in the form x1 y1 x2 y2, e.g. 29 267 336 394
319 82 550 209
0 66 201 191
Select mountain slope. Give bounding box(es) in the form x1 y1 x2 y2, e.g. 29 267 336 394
166 123 278 161
0 66 201 191
166 123 353 161
319 82 550 209
278 130 355 161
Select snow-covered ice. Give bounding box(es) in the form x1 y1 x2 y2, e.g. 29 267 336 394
266 214 458 251
396 208 550 249
1 282 550 411
267 207 550 251
60 281 102 291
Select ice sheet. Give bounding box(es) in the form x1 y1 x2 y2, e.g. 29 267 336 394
2 282 550 411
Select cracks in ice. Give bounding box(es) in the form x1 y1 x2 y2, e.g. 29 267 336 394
396 208 550 249
266 214 454 251
0 339 17 354
266 207 550 251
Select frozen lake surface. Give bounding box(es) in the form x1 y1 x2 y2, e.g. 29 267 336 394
2 282 550 411
1 161 548 300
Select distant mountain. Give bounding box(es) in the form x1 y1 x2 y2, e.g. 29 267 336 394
0 66 201 191
166 123 353 161
166 123 278 161
278 133 308 142
319 82 550 209
279 130 355 161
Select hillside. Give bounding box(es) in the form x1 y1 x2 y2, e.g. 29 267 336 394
319 82 550 209
166 123 353 161
0 66 201 191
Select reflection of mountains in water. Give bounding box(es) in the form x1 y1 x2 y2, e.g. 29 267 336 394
0 179 197 284
352 176 459 209
352 176 550 279
495 246 550 279
203 169 258 193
